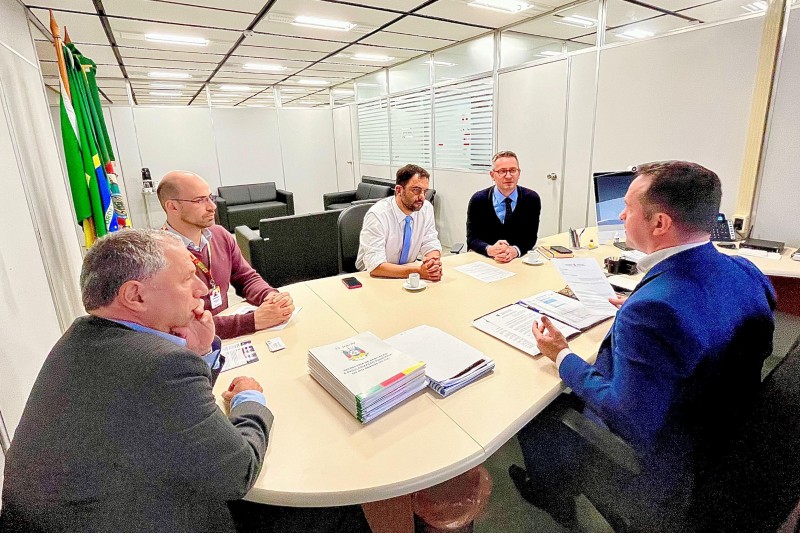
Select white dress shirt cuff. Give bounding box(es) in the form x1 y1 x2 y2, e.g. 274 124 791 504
555 348 573 369
513 246 521 258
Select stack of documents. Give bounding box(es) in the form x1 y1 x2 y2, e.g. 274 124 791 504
473 304 580 357
308 332 428 423
386 325 494 397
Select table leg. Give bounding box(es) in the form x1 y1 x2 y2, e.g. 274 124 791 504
362 494 414 533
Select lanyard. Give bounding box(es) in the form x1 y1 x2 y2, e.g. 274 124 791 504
191 250 216 289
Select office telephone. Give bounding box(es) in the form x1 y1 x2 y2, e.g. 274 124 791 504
711 213 736 242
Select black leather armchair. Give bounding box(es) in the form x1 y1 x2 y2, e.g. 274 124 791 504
323 182 393 211
337 203 372 273
215 182 294 232
234 210 340 288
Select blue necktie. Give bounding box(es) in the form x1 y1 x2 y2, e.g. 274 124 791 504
399 215 412 264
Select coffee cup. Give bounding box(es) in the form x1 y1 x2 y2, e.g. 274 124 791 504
408 273 420 288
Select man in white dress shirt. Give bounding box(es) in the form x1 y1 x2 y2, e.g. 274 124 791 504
356 164 443 281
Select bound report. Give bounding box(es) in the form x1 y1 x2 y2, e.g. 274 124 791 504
386 325 494 397
308 332 428 423
519 290 615 331
473 303 580 357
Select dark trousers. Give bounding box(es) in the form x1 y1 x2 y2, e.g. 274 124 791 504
228 500 371 533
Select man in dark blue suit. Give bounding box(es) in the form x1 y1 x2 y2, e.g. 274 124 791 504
466 151 541 262
511 161 775 530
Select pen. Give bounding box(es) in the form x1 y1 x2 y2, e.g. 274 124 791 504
579 228 586 237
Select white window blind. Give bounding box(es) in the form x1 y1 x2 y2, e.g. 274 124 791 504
433 78 493 171
390 90 431 167
357 98 390 165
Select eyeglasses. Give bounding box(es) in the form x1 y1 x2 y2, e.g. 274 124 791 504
171 194 218 205
405 187 429 196
493 168 520 176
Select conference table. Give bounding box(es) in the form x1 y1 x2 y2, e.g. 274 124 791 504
213 229 799 530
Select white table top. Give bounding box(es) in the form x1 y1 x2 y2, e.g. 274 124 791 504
215 230 798 506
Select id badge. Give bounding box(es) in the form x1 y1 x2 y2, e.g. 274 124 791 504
209 286 223 309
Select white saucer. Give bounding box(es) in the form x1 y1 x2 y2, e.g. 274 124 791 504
403 280 427 291
522 256 545 266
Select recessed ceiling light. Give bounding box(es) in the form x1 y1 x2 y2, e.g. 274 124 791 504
352 53 394 62
292 15 355 32
150 83 185 89
468 0 533 14
243 63 288 72
555 14 597 28
617 29 654 40
220 85 251 92
741 0 767 12
538 50 561 56
148 91 183 97
424 60 457 67
144 33 209 46
148 71 192 79
299 79 330 86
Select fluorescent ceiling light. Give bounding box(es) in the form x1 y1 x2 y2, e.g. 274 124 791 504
150 83 185 89
741 1 767 12
299 79 329 86
292 15 355 32
145 33 209 46
278 88 307 93
243 63 288 72
352 53 394 62
148 71 192 79
468 0 533 14
616 29 654 40
555 15 597 28
425 60 457 67
148 91 183 97
220 85 251 91
538 50 561 57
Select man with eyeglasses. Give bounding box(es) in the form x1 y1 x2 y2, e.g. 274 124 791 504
466 150 541 263
157 171 294 339
356 164 443 280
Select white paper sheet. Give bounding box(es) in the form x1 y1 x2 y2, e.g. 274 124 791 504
454 261 516 283
551 258 619 315
221 340 259 372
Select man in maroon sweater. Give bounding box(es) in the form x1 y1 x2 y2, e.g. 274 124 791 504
157 171 294 339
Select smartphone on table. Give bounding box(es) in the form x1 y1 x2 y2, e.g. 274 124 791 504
548 245 574 258
342 277 362 289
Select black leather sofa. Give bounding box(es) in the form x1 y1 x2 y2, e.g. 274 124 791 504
215 182 294 231
322 182 393 210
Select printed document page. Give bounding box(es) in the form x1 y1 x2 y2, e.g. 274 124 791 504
520 290 611 330
551 258 618 315
474 305 579 357
455 261 516 283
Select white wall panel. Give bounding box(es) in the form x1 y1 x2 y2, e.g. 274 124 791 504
753 8 800 247
333 105 356 191
434 169 491 248
592 17 764 219
278 108 337 214
132 106 221 193
497 59 569 236
109 106 151 228
211 108 285 189
561 51 598 230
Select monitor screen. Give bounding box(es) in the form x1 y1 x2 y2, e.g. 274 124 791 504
594 171 635 227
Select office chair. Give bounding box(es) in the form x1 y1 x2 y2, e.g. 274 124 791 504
338 203 372 273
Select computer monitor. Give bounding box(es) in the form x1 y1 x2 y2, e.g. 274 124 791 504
593 170 635 242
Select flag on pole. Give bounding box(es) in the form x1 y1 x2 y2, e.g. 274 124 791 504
51 11 130 246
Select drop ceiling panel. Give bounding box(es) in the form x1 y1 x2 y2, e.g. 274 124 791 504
382 17 486 41
268 0 401 26
338 0 423 10
606 1 673 28
108 18 241 48
245 32 345 53
680 1 766 24
508 2 600 39
27 0 96 12
341 43 420 61
120 47 225 63
251 21 355 43
417 1 545 29
234 45 326 61
31 8 109 45
39 60 124 79
102 0 254 30
34 40 119 65
147 0 263 12
605 15 694 43
115 38 232 56
359 31 455 51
